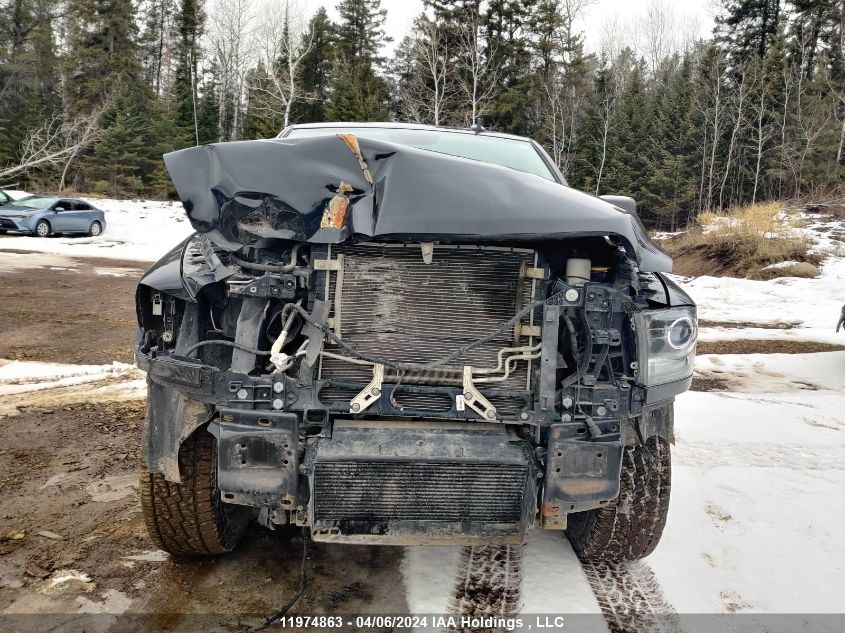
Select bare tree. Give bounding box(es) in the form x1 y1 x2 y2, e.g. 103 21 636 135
750 61 775 203
719 65 750 209
0 112 102 183
209 0 256 141
593 47 628 195
456 12 498 124
254 0 314 129
641 0 675 74
698 49 727 211
783 33 832 196
415 17 451 126
538 0 595 175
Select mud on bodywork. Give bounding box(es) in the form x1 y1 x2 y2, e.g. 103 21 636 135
137 133 695 544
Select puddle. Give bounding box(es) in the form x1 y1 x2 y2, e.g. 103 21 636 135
76 588 133 614
86 474 138 502
124 550 168 562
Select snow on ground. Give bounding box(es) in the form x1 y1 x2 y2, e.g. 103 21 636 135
0 359 140 395
652 214 845 616
0 359 145 417
0 201 843 620
401 531 604 621
653 354 845 613
673 255 845 345
0 198 193 262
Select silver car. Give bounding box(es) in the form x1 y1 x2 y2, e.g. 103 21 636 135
0 196 106 237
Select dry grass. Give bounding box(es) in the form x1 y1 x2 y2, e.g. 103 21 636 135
754 261 820 280
664 202 820 278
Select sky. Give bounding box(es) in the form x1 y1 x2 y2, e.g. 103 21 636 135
302 0 717 55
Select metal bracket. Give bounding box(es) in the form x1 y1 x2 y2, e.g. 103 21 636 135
421 242 434 264
350 364 384 414
514 323 541 338
228 273 296 299
524 267 548 280
314 259 341 271
462 366 497 420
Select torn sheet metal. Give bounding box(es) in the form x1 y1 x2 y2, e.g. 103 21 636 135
163 134 672 272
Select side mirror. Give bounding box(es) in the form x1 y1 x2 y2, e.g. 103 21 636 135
54 206 66 212
600 195 637 216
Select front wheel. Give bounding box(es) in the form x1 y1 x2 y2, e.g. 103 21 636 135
139 430 251 557
35 220 50 237
566 435 671 562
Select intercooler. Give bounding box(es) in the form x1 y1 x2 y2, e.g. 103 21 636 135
316 243 539 417
309 420 537 544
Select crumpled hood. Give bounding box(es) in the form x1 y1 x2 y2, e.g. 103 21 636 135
163 134 672 272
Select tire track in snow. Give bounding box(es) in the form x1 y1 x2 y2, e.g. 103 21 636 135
580 559 681 633
445 544 523 631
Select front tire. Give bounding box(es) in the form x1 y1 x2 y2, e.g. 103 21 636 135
35 220 50 237
566 435 671 562
139 430 251 557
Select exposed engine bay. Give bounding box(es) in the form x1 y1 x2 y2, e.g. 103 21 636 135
135 132 696 545
136 233 694 544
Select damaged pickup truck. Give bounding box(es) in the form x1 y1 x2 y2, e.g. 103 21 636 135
135 123 696 561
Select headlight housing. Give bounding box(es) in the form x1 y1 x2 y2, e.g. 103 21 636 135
634 306 697 386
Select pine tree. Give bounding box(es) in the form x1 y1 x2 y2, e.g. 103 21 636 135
64 0 143 116
170 0 205 145
196 68 221 145
602 60 662 219
484 0 536 134
646 54 701 228
329 0 390 121
139 0 176 96
334 0 390 67
0 0 62 174
715 0 782 63
291 8 337 123
242 61 284 139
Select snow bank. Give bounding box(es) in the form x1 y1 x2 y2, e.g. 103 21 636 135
0 198 193 262
651 351 845 614
673 252 845 344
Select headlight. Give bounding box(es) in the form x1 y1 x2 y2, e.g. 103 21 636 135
634 306 697 386
19 214 32 220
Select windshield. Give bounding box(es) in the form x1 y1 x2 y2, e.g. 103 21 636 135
12 196 55 209
284 127 557 181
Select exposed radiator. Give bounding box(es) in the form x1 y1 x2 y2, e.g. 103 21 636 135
310 421 537 544
314 462 527 523
317 243 538 411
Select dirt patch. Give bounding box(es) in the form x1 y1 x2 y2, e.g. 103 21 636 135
698 320 798 330
0 261 410 627
0 250 143 364
666 238 821 278
697 340 845 355
802 202 845 219
0 399 409 629
691 376 731 392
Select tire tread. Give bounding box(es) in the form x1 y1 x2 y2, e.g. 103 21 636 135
566 435 671 562
139 431 248 557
